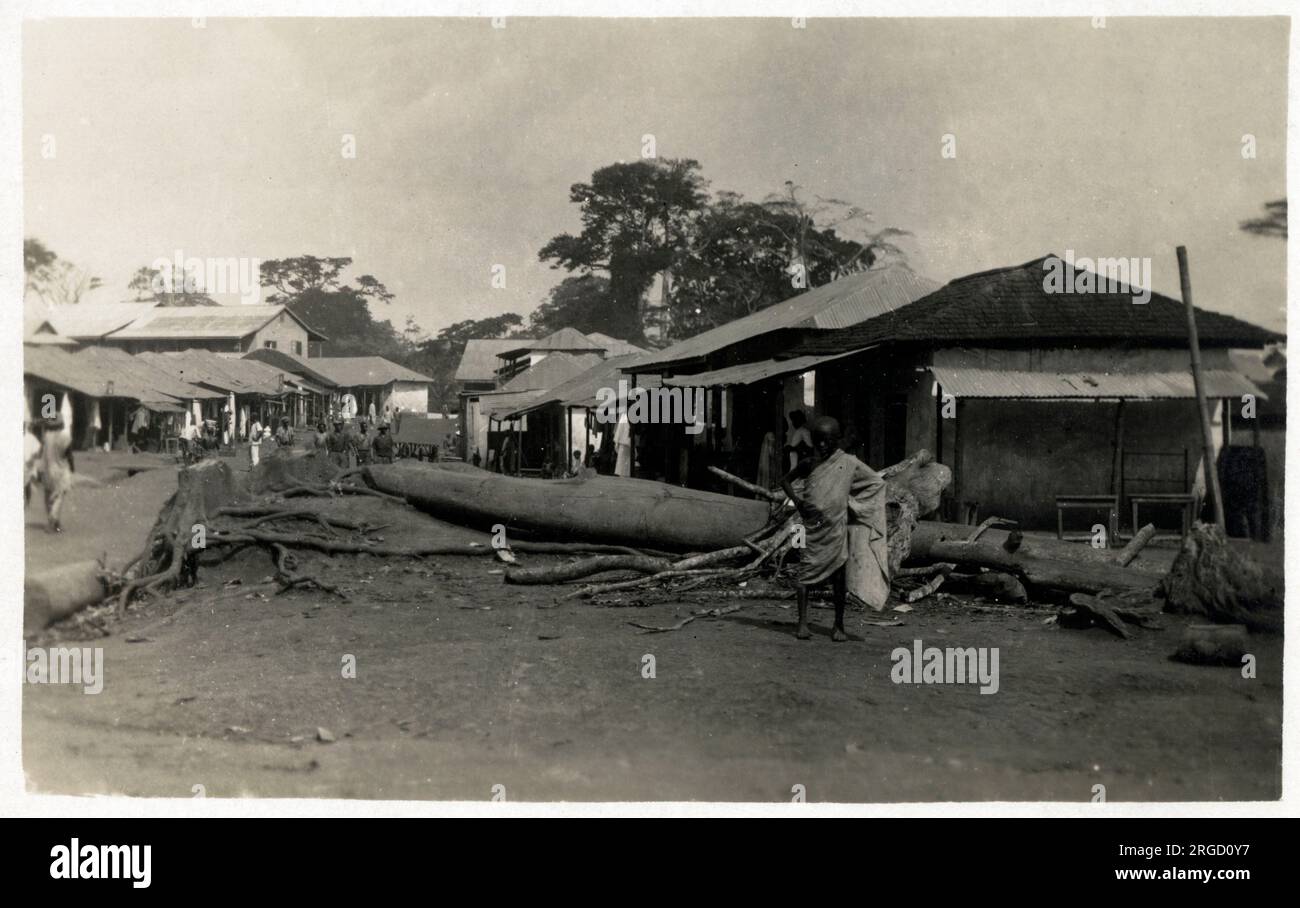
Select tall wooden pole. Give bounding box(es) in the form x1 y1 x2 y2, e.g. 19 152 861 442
1176 246 1225 530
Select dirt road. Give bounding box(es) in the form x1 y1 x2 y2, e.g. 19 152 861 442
22 459 1283 802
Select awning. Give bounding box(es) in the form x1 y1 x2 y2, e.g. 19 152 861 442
138 400 186 414
659 350 860 389
930 367 1266 400
482 390 545 420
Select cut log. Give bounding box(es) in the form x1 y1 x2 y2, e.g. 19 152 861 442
1114 523 1157 566
909 524 1159 596
25 560 108 636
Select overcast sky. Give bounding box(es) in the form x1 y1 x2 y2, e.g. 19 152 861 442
23 16 1289 337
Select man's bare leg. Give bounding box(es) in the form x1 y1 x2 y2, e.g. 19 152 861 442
796 584 811 639
831 566 848 641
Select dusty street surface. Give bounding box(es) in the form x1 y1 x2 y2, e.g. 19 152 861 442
23 460 1283 802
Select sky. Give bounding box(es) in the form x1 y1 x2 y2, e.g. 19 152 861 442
22 16 1289 338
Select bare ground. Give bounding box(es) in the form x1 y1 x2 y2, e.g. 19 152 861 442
22 456 1283 802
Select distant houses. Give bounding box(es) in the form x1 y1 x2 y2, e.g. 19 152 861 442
25 301 436 451
33 302 327 356
453 328 648 463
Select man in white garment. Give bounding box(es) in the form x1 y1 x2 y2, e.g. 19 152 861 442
614 412 633 477
249 416 264 467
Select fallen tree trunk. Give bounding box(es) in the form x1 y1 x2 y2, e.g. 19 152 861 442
25 560 108 636
908 527 1159 596
368 462 774 551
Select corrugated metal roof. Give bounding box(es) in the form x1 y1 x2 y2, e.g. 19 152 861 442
930 367 1265 400
499 327 605 359
507 354 660 416
44 303 160 339
454 338 528 383
660 350 860 388
242 348 339 389
76 346 226 401
499 352 602 393
584 333 649 357
305 356 433 387
105 304 327 341
789 254 1283 358
481 390 547 420
23 344 219 402
628 265 940 372
139 349 288 395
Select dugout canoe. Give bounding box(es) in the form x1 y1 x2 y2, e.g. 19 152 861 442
364 462 772 550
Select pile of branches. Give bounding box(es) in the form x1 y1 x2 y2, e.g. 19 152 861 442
501 450 948 610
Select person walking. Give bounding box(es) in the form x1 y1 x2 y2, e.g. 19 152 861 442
249 415 264 467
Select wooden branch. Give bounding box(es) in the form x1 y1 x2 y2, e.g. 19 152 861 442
905 574 947 602
707 465 782 502
505 554 672 585
1114 523 1157 566
629 603 745 634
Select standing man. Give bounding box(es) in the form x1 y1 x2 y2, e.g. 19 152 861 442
276 417 294 451
41 401 75 534
614 412 633 477
372 424 395 464
780 416 888 642
248 414 264 467
326 419 351 469
24 419 44 508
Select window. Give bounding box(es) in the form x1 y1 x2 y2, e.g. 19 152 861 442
292 341 303 356
264 341 278 350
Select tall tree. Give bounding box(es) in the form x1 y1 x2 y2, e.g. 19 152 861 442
128 264 219 306
1241 199 1287 239
259 256 404 357
669 185 908 338
539 158 708 342
528 275 612 336
24 238 102 306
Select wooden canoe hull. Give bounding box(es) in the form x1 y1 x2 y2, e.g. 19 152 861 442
365 463 773 550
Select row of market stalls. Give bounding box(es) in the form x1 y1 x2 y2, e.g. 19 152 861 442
459 253 1282 539
617 253 1283 539
23 343 227 451
23 343 438 453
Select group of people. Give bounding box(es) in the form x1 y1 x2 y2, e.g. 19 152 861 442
23 398 75 533
246 416 295 467
311 418 396 468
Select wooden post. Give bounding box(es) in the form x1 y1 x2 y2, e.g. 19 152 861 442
1110 399 1126 545
1177 245 1225 530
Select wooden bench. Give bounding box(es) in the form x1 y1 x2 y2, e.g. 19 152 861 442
1055 493 1119 546
1131 492 1196 540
